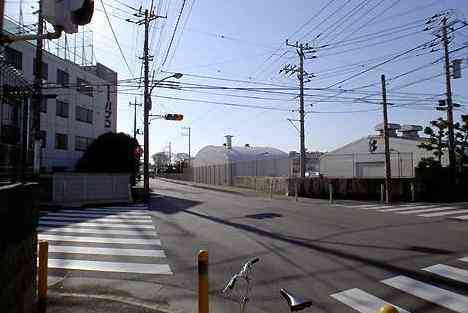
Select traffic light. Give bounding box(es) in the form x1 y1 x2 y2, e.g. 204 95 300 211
43 0 94 34
164 114 184 121
368 138 377 153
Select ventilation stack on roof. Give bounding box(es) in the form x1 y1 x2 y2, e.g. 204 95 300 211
374 123 401 137
398 125 423 139
224 135 234 149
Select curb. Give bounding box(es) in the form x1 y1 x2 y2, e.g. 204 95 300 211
48 291 178 313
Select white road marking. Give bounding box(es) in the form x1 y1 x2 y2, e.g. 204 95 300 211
398 206 460 214
84 208 149 213
459 256 468 263
38 226 156 236
47 258 172 274
44 212 151 219
337 204 381 209
39 220 155 229
382 275 468 312
57 209 147 216
359 205 392 210
40 215 152 224
331 288 410 313
423 264 468 283
48 245 166 257
38 234 161 245
378 205 437 212
452 215 468 220
418 209 468 217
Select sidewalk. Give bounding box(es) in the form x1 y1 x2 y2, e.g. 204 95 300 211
155 177 290 199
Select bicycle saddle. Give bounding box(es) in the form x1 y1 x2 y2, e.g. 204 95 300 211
280 288 312 312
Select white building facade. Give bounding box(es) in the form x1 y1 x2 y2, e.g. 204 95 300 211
320 124 448 178
3 36 117 172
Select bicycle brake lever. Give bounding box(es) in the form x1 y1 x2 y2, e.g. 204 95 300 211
223 275 238 293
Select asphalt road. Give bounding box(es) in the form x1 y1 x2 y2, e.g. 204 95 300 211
149 178 468 313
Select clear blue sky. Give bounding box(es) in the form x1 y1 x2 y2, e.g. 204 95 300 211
5 0 468 158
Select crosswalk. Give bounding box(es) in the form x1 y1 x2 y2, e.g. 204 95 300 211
38 206 172 275
331 256 468 312
335 202 468 220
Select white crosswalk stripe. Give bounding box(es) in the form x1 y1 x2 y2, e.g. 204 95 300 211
331 288 410 313
39 220 155 229
423 264 468 283
38 207 172 275
331 255 468 312
382 275 468 312
40 215 153 224
335 202 468 220
418 209 468 217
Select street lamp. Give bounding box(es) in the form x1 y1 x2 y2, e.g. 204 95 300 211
143 72 183 195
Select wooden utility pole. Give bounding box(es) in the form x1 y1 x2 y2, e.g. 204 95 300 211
283 41 316 178
143 9 150 194
381 74 392 203
32 0 44 174
0 0 4 40
129 98 142 139
441 16 456 187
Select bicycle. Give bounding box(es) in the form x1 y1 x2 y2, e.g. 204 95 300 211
222 257 313 313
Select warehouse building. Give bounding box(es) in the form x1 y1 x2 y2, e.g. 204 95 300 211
320 123 447 178
193 135 289 185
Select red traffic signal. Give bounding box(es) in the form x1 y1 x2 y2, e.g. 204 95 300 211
164 114 184 121
134 146 143 159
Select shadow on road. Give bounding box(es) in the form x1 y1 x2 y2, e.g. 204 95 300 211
148 195 202 215
179 208 468 295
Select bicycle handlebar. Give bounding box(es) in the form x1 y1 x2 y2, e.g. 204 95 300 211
222 257 260 293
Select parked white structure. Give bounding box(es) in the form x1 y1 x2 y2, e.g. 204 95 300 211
320 123 448 178
193 136 289 185
2 20 117 172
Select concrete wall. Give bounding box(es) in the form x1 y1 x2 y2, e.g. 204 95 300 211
0 183 38 313
52 173 130 205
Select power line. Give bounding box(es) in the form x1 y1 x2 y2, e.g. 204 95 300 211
159 0 187 70
99 0 134 77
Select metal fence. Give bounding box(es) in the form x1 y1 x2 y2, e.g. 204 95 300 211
320 152 414 178
193 157 291 185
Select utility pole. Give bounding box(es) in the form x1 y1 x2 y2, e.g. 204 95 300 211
441 16 456 187
168 141 172 164
32 0 44 175
381 74 392 203
182 127 191 167
282 40 316 179
0 0 4 41
126 7 165 196
129 98 142 139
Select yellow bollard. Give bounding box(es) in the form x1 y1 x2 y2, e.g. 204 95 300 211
379 304 399 313
38 240 49 312
198 250 209 313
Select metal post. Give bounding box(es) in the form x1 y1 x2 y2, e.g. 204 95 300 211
143 9 150 196
329 182 333 204
381 74 392 203
380 183 384 203
442 17 456 188
198 250 209 313
38 240 48 313
410 182 415 202
270 178 274 199
294 180 298 202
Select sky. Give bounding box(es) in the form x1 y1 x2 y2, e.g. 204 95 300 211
4 0 468 158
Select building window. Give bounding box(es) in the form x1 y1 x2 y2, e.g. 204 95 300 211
76 106 93 124
41 99 47 113
33 59 48 80
55 133 68 150
57 69 70 87
56 100 69 118
39 130 46 148
4 47 23 70
75 136 93 151
76 78 93 96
